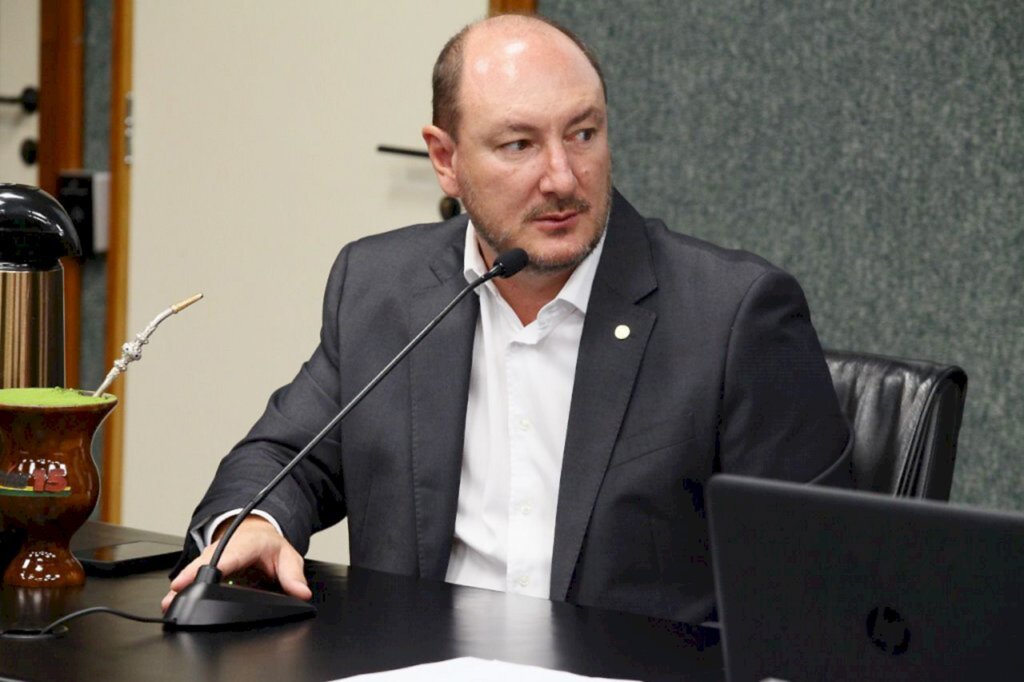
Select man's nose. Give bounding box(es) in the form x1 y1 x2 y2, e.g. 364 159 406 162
538 144 577 197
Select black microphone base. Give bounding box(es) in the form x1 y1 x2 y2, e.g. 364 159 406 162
163 580 316 631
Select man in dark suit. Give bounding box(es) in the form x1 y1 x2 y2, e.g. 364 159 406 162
165 14 850 623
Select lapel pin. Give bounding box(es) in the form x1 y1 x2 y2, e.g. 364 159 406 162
614 324 631 340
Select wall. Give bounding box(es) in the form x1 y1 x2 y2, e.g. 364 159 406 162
542 0 1023 510
124 0 485 561
0 0 39 185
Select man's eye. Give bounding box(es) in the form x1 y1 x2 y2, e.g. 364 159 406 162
574 128 596 142
502 140 529 152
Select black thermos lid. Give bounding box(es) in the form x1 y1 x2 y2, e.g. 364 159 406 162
0 184 82 269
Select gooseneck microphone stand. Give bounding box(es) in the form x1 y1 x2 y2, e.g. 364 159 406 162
164 248 529 630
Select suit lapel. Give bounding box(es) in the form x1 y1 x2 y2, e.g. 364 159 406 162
549 192 658 600
407 224 477 580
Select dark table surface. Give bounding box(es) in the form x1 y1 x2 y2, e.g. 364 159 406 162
0 523 724 681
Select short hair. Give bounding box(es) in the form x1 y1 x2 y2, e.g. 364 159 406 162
431 15 608 140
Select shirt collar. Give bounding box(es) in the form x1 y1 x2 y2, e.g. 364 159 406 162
462 220 606 314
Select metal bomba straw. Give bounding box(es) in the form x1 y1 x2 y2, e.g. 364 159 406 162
92 294 204 397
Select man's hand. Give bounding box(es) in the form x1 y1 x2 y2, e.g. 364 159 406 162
161 515 312 612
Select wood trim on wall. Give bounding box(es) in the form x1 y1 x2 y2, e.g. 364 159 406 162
100 0 133 524
489 0 537 16
38 0 84 390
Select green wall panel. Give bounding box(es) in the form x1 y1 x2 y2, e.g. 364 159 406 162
542 0 1023 510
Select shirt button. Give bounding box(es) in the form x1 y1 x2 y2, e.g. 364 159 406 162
520 502 532 515
517 575 530 588
518 418 531 431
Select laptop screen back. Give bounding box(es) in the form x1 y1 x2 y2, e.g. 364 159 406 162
708 475 1024 681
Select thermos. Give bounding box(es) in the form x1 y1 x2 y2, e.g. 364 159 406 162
0 184 81 388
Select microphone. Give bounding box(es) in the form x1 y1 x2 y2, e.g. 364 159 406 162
164 248 529 630
491 247 528 278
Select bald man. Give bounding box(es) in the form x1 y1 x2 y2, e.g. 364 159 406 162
167 15 850 624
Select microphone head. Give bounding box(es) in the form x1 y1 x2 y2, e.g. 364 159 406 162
494 248 529 278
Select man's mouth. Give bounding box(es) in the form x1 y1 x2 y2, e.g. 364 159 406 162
525 199 590 229
534 210 579 225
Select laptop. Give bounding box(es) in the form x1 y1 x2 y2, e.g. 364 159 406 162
708 474 1024 682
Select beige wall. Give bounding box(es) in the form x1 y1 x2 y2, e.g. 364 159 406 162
124 1 485 562
0 0 39 185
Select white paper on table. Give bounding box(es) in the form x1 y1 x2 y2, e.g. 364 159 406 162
336 657 639 681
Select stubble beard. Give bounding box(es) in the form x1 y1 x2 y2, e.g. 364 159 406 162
462 173 613 274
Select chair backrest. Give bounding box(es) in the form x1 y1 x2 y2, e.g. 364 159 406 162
824 349 968 500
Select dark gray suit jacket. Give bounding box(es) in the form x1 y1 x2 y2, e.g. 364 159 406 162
181 191 850 623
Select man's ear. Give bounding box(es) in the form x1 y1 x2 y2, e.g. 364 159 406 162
422 125 460 198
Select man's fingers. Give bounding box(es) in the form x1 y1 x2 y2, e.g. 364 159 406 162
163 518 310 611
163 540 257 612
169 519 268 592
168 549 213 592
275 546 312 601
161 589 178 612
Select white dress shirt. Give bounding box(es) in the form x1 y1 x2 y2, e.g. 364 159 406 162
444 223 604 598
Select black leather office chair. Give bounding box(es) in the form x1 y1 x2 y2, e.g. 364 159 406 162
824 349 968 500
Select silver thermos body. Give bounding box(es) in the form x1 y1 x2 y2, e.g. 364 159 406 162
0 184 81 389
0 263 67 388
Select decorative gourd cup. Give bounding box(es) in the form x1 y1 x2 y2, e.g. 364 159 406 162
0 388 117 587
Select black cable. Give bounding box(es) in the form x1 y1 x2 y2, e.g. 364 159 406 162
37 606 166 635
